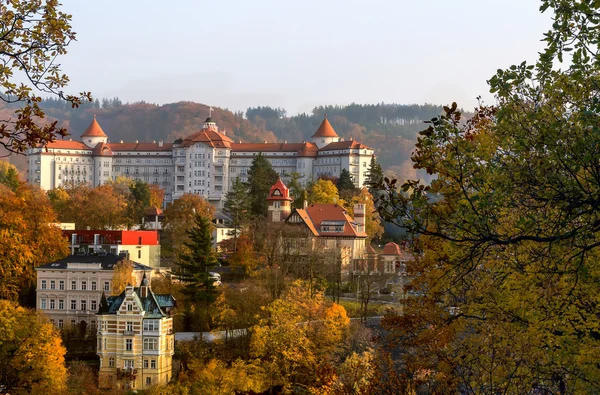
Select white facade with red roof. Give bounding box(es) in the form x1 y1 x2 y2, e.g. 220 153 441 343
27 113 374 208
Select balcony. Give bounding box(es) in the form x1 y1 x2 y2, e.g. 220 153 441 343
123 330 134 336
116 368 137 380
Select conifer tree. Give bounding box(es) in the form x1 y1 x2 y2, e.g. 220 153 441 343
177 214 218 302
246 153 279 217
365 156 384 201
224 178 251 251
337 168 357 201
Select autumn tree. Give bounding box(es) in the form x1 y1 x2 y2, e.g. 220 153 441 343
307 179 339 205
111 259 136 296
0 160 20 191
0 184 68 303
246 153 279 217
162 193 215 261
148 183 165 208
0 300 67 393
0 0 90 154
177 214 219 304
344 188 384 241
376 1 600 392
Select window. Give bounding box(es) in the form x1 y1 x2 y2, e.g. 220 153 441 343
71 300 76 310
127 322 133 332
71 280 77 290
91 281 97 291
91 300 97 311
49 299 55 309
59 280 65 290
81 300 87 311
58 319 64 329
143 320 159 331
146 377 152 385
59 299 64 310
127 303 133 311
125 339 133 351
41 280 47 289
40 298 47 309
109 357 115 367
143 359 149 368
124 360 134 370
143 338 158 351
151 359 156 369
81 281 87 290
91 320 97 331
50 280 56 290
71 319 76 328
104 281 110 292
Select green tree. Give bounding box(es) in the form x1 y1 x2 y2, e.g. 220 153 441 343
307 179 339 205
162 193 215 261
177 214 219 303
287 172 307 209
0 0 90 154
376 1 600 392
0 300 67 394
128 179 151 227
223 178 251 250
0 160 21 191
337 168 357 201
365 156 383 196
246 153 279 217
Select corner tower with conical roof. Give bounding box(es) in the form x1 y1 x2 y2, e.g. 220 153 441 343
311 115 341 149
81 115 108 148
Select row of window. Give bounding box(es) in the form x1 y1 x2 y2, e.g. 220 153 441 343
50 318 96 330
40 298 97 311
41 279 110 291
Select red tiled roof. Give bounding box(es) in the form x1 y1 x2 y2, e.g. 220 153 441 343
267 179 293 201
293 203 367 238
181 129 233 148
81 116 107 138
382 242 402 255
92 142 113 156
320 140 372 151
312 116 339 138
41 140 90 150
230 141 319 157
108 142 173 151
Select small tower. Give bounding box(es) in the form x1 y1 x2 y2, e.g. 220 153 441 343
353 203 366 234
203 107 218 131
311 114 341 149
267 179 293 222
81 115 108 147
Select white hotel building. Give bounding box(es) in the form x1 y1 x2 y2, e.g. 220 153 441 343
27 114 374 208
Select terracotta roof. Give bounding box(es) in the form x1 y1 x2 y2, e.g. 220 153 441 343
180 128 233 148
291 203 367 238
108 142 173 151
81 115 107 138
92 142 113 156
311 116 339 138
320 140 372 151
267 179 293 201
382 242 404 256
41 140 90 150
231 142 307 152
297 142 319 157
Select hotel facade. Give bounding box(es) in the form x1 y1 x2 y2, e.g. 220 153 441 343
26 114 374 208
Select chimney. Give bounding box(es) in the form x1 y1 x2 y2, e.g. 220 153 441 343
303 200 308 209
135 140 139 144
120 140 123 143
354 203 366 233
158 140 163 147
153 140 156 143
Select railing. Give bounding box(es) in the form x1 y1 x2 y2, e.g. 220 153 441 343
123 330 134 335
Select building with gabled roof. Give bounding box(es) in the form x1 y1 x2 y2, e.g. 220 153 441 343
97 274 175 390
26 112 374 208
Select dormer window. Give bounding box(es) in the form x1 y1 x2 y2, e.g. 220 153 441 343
273 189 282 196
127 303 133 311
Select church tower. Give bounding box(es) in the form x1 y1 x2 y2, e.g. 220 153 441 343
267 179 293 222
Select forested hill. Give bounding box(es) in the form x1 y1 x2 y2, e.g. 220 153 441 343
3 98 452 182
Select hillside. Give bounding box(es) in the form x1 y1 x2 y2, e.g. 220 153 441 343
2 99 451 182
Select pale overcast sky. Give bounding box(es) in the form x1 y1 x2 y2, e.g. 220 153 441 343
59 0 551 114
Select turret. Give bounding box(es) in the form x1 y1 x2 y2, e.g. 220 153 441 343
267 179 293 222
81 115 108 147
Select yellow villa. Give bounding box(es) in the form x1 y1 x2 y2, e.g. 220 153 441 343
96 274 176 390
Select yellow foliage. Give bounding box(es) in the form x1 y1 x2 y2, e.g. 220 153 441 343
111 259 137 295
0 300 67 394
